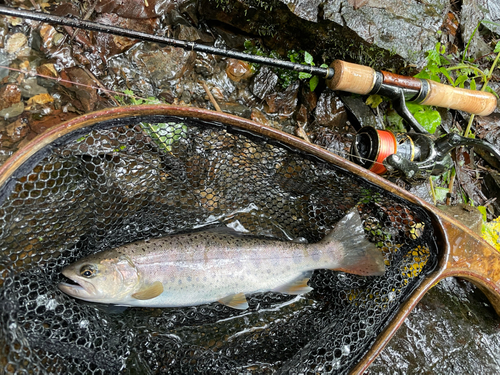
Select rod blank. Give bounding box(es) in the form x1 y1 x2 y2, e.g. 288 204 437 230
0 5 334 78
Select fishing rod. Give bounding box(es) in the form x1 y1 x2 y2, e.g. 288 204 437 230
2 5 500 179
0 5 497 134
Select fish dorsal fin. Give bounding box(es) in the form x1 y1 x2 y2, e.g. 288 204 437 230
218 293 249 310
132 281 164 300
273 273 313 295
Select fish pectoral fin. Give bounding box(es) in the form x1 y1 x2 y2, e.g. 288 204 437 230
273 274 313 295
218 293 249 310
131 281 164 300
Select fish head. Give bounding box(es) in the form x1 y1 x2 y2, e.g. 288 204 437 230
58 251 140 304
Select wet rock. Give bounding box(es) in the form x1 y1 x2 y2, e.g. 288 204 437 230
29 110 79 135
0 17 8 48
218 102 252 118
461 0 500 59
20 77 48 98
311 125 352 157
314 90 347 128
265 81 300 117
174 24 202 42
371 277 500 374
36 63 58 79
250 67 278 100
0 84 21 111
483 171 500 217
201 0 443 69
94 0 176 19
59 67 105 112
299 86 317 112
5 116 28 142
0 102 24 120
284 0 322 22
39 24 58 50
339 94 384 130
322 0 449 67
5 32 27 55
128 43 196 91
437 204 483 235
93 14 159 60
226 59 253 82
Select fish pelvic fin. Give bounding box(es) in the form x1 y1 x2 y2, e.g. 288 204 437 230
324 209 386 276
131 281 164 300
273 273 313 295
218 293 249 310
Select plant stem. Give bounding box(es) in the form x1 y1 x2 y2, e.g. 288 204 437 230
464 50 500 137
429 176 437 206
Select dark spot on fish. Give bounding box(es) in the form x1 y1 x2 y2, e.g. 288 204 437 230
187 276 192 282
310 248 321 262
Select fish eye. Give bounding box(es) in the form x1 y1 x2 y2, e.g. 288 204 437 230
80 265 97 278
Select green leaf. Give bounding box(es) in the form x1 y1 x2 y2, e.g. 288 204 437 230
482 216 500 251
439 67 454 84
406 103 441 134
485 86 500 98
428 49 441 65
495 41 500 53
470 79 477 90
454 75 468 88
433 187 449 202
478 206 488 222
320 63 328 68
365 95 383 108
304 51 313 65
414 70 431 79
299 72 312 80
309 75 319 91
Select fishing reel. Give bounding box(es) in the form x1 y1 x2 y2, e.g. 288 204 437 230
350 126 500 179
349 81 500 180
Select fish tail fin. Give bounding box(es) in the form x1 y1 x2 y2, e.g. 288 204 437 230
323 209 386 276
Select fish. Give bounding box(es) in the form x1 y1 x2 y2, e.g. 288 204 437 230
58 209 385 310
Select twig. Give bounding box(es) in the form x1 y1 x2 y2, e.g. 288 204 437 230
429 176 437 206
199 81 222 112
446 167 456 205
71 0 97 44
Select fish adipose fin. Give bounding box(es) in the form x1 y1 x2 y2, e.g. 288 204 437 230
273 273 313 295
132 281 164 300
219 293 249 310
325 209 386 276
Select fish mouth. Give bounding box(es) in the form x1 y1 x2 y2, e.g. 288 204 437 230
58 270 97 300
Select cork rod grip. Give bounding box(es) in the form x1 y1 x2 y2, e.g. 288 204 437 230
326 60 377 94
421 80 497 116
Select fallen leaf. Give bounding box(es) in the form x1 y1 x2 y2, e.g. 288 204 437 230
482 217 500 251
27 93 54 106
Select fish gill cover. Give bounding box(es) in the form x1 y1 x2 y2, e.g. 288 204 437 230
0 115 437 374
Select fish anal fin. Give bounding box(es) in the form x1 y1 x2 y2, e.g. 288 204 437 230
273 275 312 295
218 292 249 310
132 281 164 300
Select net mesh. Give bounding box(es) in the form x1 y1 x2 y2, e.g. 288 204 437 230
0 114 437 374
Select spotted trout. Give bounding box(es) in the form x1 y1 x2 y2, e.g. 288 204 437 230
59 210 385 309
